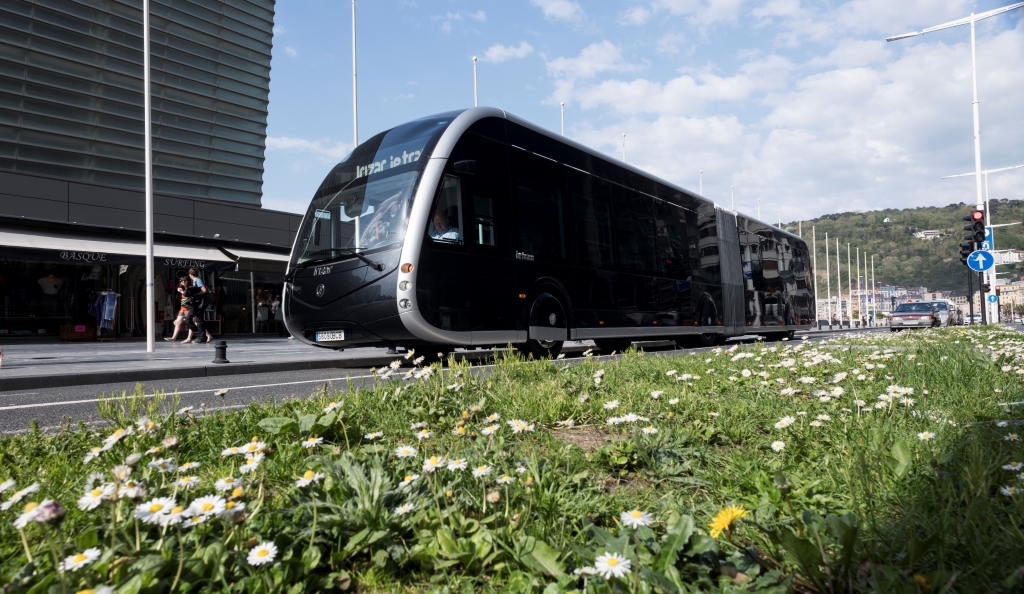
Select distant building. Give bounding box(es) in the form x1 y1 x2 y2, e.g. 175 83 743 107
913 230 942 240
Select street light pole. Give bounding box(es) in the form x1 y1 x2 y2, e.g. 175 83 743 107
730 185 734 211
143 0 154 353
871 255 876 327
560 102 564 136
836 237 842 324
812 226 818 323
856 247 861 324
757 197 760 220
351 0 358 146
699 170 702 196
473 56 478 107
621 134 626 162
825 232 832 326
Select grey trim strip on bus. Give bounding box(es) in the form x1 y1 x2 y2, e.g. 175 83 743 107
715 207 747 336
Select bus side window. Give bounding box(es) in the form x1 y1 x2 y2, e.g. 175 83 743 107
429 175 463 244
474 195 496 246
568 169 614 269
512 150 569 261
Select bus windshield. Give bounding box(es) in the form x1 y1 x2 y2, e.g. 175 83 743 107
292 110 463 267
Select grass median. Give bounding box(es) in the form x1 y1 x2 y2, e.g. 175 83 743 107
1 327 1023 593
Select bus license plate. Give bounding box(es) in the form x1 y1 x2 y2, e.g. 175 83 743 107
316 331 345 342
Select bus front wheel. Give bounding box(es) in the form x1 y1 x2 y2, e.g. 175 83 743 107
517 292 567 359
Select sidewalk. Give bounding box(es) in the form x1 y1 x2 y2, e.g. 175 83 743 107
0 337 659 391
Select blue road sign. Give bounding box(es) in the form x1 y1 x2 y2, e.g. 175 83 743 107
981 226 994 251
968 250 995 272
988 294 999 303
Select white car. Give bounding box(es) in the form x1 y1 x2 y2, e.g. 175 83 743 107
889 302 941 331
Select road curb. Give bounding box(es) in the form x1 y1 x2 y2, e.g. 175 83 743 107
0 342 686 392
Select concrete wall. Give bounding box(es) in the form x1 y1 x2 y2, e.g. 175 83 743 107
0 170 302 248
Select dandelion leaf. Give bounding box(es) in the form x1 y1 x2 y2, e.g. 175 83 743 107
889 441 914 479
258 416 299 436
656 511 694 571
517 535 565 577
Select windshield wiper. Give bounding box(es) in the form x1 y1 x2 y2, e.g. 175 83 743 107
331 247 385 271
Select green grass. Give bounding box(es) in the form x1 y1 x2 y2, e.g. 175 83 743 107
2 328 1024 593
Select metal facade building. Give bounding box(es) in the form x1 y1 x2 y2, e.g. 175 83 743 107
0 0 274 205
0 0 302 339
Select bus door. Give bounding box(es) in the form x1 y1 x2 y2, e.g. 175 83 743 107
451 133 518 333
509 149 573 336
420 174 471 332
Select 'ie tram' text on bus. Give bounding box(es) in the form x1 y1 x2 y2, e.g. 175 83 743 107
355 149 422 179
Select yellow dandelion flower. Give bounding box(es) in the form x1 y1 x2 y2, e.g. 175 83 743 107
708 505 749 539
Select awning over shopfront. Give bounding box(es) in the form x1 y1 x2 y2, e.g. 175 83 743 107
220 247 291 263
0 226 237 271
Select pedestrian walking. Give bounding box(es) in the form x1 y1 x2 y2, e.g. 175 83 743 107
165 277 191 341
183 268 211 344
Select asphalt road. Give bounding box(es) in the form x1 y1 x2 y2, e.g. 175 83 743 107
0 327 888 435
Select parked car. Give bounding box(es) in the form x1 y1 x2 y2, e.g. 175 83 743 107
889 302 941 331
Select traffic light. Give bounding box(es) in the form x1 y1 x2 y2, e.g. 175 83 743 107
963 210 986 245
959 240 974 265
982 283 991 293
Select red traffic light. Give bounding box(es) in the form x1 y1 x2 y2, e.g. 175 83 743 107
971 210 985 221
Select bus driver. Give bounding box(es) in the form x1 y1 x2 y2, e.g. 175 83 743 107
430 208 461 242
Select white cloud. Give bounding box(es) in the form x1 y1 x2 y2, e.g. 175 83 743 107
272 25 286 35
574 55 793 116
620 6 652 25
266 137 353 163
531 0 585 22
284 47 298 58
546 41 644 104
650 0 746 27
482 41 535 63
554 22 1024 220
656 32 687 54
433 10 487 33
807 39 890 69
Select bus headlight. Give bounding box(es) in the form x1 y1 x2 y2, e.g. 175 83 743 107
399 299 411 309
399 281 410 291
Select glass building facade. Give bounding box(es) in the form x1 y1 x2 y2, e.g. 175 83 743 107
0 0 274 206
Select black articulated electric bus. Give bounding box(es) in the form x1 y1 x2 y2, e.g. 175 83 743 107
283 107 814 358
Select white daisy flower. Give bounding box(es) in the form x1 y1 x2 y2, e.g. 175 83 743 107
57 547 101 572
1000 486 1019 496
247 542 278 566
1003 462 1023 471
603 400 620 410
398 474 420 487
394 503 415 516
205 475 237 491
240 441 267 455
1006 433 1020 442
421 455 444 473
323 401 343 414
118 480 147 500
178 462 200 473
189 495 227 517
641 426 658 435
650 390 664 399
917 432 935 441
472 465 493 478
395 445 417 458
415 429 433 440
507 420 534 433
294 470 325 488
771 441 785 452
221 446 243 457
218 500 245 518
0 478 15 495
594 551 632 579
447 459 468 471
147 459 176 474
13 501 44 528
496 475 516 485
134 497 177 524
83 446 105 464
410 422 428 430
481 424 499 436
158 505 190 526
300 436 324 449
774 416 796 430
1 483 40 511
620 509 653 528
77 484 115 511
183 515 207 529
364 431 384 440
239 453 265 474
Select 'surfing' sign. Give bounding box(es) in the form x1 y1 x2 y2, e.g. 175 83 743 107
163 258 207 269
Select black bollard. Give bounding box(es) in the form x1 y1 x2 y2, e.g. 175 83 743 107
212 340 230 364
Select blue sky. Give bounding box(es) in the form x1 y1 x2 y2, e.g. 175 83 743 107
262 0 1024 224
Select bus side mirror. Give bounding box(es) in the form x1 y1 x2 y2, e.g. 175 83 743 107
453 160 476 175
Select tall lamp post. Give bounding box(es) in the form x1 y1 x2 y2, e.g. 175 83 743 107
143 0 154 353
473 56 478 107
887 2 1024 325
351 0 358 146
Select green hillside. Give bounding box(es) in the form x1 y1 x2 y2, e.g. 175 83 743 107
783 199 1024 292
